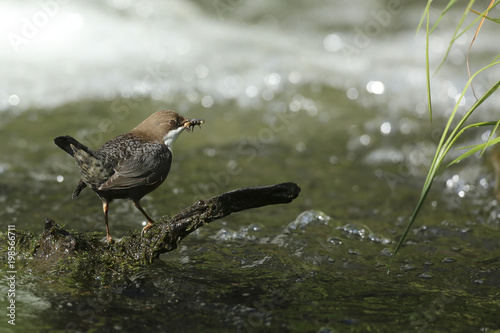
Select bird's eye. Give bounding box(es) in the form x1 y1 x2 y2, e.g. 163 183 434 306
169 120 176 126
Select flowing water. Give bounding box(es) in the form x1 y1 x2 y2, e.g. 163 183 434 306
1 0 500 332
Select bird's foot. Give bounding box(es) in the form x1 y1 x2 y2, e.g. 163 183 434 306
140 221 154 241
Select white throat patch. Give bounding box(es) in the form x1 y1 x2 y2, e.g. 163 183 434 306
163 126 185 148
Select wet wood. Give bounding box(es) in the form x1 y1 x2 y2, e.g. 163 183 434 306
13 182 300 275
144 182 301 260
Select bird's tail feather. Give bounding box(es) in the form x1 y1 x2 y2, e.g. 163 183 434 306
72 179 87 199
54 136 95 157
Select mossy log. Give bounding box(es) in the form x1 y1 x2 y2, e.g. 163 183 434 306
3 182 300 281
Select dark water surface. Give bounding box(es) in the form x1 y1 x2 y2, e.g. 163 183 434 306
1 0 500 332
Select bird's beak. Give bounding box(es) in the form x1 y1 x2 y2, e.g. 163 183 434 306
183 118 205 132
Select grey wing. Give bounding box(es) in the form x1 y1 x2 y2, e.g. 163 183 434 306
98 145 172 191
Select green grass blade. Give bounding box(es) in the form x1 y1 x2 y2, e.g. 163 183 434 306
433 0 475 74
435 78 500 170
482 119 500 155
393 1 500 266
392 167 437 259
393 78 500 258
426 8 432 120
416 0 434 34
429 0 460 33
482 16 500 24
447 136 500 168
471 0 500 24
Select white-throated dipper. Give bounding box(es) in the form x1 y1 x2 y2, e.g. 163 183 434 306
54 110 204 243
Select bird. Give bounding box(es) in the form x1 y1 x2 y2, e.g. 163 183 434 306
54 110 204 243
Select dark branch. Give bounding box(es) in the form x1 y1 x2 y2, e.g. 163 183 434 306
13 183 301 275
141 182 301 260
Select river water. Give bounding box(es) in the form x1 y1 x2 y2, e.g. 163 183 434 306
1 0 500 332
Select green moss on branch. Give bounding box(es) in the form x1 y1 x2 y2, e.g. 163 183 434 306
1 182 300 283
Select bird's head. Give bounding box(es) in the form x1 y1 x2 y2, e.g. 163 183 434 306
132 110 204 148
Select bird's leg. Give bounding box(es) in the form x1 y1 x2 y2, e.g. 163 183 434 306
102 201 113 243
134 201 155 239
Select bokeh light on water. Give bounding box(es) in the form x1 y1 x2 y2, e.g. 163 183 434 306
1 1 500 332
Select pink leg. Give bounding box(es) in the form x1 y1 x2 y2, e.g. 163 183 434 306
133 201 155 238
102 201 113 243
